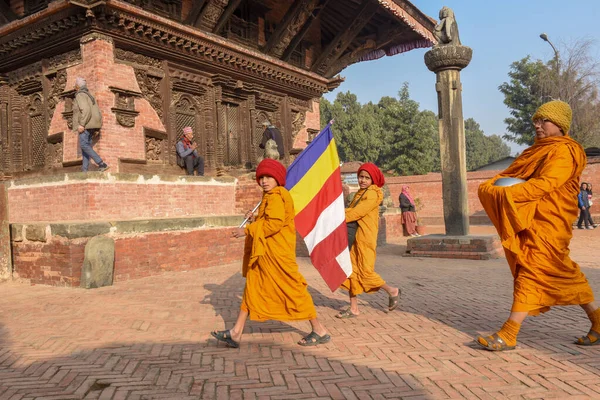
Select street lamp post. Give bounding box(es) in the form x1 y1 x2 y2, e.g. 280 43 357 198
539 33 561 99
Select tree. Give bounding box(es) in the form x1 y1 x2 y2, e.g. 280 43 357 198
377 84 438 175
499 56 546 145
500 39 600 147
464 118 511 170
320 92 382 163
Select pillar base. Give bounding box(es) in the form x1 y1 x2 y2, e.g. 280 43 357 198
403 234 503 260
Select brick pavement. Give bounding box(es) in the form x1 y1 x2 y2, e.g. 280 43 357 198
1 226 599 399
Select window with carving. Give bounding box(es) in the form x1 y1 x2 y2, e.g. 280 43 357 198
221 0 267 48
28 96 46 168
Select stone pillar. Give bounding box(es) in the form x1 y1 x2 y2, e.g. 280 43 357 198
425 44 472 235
0 182 11 280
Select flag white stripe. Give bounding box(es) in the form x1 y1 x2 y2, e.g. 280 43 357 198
335 248 353 277
303 194 346 253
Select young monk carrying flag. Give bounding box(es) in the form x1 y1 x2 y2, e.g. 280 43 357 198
211 159 330 348
476 100 600 350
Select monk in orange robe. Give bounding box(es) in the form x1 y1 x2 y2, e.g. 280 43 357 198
336 162 400 318
476 100 600 350
211 159 330 347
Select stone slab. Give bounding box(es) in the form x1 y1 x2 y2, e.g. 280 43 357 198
81 236 115 289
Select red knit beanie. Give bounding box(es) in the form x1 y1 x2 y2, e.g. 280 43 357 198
256 159 286 186
357 162 385 187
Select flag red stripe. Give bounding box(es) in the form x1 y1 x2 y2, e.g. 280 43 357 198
309 222 349 291
295 169 343 237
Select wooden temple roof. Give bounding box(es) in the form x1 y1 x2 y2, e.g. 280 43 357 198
0 0 436 94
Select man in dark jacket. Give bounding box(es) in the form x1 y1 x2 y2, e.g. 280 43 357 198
73 77 109 172
578 182 593 229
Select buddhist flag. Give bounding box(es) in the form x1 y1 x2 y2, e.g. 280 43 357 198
285 123 352 291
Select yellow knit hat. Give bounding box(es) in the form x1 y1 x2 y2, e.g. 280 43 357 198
532 100 572 135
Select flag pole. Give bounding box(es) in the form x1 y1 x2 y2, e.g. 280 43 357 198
238 201 261 228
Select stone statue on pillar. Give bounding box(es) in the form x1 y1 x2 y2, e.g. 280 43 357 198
424 7 472 236
433 6 461 46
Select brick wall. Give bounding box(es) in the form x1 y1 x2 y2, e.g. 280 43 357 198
293 98 321 149
12 226 245 287
0 183 11 280
386 158 600 219
48 35 165 171
7 174 239 223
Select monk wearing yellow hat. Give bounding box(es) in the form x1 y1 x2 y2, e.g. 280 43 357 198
476 100 600 350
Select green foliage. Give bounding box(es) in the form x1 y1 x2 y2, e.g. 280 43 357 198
500 40 600 148
321 83 511 175
498 56 546 145
465 118 511 170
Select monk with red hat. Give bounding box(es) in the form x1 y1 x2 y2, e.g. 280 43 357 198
336 162 401 318
211 159 330 347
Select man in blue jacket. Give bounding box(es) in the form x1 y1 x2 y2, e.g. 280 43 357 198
176 127 204 176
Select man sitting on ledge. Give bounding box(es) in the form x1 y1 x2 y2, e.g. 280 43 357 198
176 126 205 176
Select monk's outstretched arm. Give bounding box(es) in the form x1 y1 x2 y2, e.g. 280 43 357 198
261 194 285 237
509 147 575 203
345 191 379 223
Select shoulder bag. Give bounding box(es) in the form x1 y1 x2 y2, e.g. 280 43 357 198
346 189 367 249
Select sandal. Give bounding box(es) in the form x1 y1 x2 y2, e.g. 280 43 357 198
575 329 600 346
211 329 240 348
475 333 516 351
335 308 358 319
298 331 331 346
388 288 401 312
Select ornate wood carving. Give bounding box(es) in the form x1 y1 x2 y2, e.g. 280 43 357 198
265 0 319 58
122 0 182 21
45 69 67 128
199 0 229 31
184 0 207 25
291 110 306 144
311 1 378 76
144 127 168 162
46 132 63 167
100 10 328 98
134 69 164 122
213 0 243 34
282 0 331 62
45 49 83 72
0 12 87 58
115 48 163 70
27 94 46 169
109 86 143 128
59 89 77 130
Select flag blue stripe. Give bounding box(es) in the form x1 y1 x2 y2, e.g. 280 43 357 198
285 124 333 191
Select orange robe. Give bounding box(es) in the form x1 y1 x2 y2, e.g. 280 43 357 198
340 185 385 295
478 136 594 315
240 186 317 321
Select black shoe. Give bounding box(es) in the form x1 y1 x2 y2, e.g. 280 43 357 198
98 163 109 172
577 226 584 229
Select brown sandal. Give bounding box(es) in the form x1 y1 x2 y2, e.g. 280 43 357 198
575 329 600 346
475 333 516 351
388 288 401 312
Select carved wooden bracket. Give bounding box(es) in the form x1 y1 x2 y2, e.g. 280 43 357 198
59 89 77 130
109 86 142 128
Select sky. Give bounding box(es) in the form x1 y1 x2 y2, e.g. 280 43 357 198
324 0 600 155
